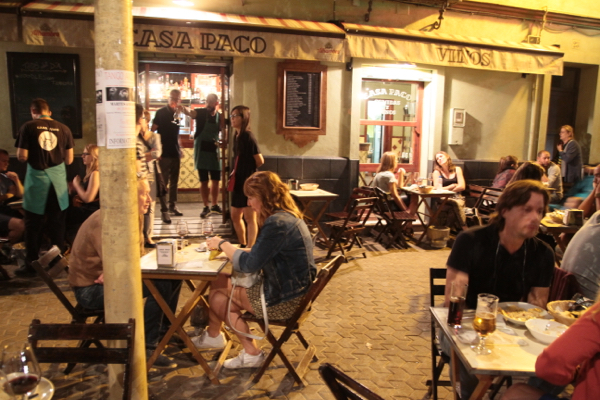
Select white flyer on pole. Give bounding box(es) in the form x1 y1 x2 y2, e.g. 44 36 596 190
102 70 136 149
95 68 106 147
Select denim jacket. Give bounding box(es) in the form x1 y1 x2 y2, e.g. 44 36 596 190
233 211 317 307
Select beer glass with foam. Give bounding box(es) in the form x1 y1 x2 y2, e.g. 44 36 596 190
472 293 499 355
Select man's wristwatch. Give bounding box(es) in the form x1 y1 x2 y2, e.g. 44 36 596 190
218 239 229 251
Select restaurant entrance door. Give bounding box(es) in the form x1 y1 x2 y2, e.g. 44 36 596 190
359 78 424 183
137 61 231 222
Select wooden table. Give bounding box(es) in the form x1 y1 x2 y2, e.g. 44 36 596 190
430 307 548 400
539 217 581 254
400 187 458 245
291 188 339 243
141 247 231 384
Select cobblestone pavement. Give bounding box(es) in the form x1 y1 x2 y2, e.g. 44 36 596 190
1 239 463 400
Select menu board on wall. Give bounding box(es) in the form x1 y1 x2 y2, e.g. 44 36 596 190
7 52 82 138
284 71 321 128
277 61 327 148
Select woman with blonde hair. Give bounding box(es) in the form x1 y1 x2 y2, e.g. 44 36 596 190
196 171 316 369
557 124 582 184
372 151 417 213
68 144 100 226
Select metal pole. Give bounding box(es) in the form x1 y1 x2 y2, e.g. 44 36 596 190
94 0 148 398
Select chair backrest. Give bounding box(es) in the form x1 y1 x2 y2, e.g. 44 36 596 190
293 255 345 324
476 187 503 215
345 197 377 227
549 266 582 302
466 184 486 208
29 318 135 400
30 245 103 323
429 268 447 307
319 363 385 400
31 254 81 319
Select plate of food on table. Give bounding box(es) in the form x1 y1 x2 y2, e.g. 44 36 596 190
498 302 550 326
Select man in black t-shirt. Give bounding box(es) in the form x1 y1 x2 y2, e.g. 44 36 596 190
152 89 183 223
443 180 554 399
15 98 74 277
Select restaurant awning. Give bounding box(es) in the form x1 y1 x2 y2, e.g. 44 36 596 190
342 22 564 75
0 2 19 42
20 2 346 62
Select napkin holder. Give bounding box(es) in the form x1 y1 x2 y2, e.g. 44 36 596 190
563 209 583 226
156 239 178 268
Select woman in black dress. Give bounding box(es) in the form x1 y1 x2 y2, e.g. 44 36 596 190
229 105 264 247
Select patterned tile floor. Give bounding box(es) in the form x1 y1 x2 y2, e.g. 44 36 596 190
0 203 530 400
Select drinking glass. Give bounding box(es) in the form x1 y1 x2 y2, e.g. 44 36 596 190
172 111 182 126
1 344 41 399
176 221 189 253
447 282 468 328
471 293 499 355
0 370 15 398
202 221 214 240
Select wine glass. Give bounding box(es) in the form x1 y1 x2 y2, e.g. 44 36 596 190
202 221 214 240
176 221 189 253
0 370 15 398
471 293 499 355
1 344 42 399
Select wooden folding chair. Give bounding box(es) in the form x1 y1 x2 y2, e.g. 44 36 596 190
325 187 374 221
427 268 452 400
372 187 415 249
242 255 346 386
324 197 377 259
29 318 135 400
319 363 385 400
30 245 105 373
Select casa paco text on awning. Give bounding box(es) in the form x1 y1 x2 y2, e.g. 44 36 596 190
14 3 564 75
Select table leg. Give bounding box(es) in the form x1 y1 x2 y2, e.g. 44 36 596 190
470 375 495 400
450 347 461 400
414 197 429 245
144 279 228 384
297 198 334 246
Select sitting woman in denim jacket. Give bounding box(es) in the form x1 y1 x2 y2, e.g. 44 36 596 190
197 171 317 369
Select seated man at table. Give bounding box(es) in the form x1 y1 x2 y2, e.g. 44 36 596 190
561 209 600 299
444 180 555 398
0 149 24 243
67 174 181 367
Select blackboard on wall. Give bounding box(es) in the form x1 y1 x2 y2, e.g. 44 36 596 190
7 52 82 139
276 60 327 148
284 71 321 128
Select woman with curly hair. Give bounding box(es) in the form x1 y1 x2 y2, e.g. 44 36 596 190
196 171 317 369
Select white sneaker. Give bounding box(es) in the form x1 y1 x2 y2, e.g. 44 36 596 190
191 331 226 349
223 349 265 369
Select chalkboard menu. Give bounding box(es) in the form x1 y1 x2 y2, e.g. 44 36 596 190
277 61 327 147
284 71 320 128
7 52 82 139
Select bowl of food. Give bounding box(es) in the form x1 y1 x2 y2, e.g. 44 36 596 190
299 183 319 191
498 302 549 326
418 185 434 194
547 300 589 326
525 318 567 344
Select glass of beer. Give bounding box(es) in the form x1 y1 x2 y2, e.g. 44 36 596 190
447 282 468 328
472 293 499 355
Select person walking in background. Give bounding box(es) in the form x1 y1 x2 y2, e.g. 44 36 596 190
228 105 264 248
15 98 74 277
537 150 563 203
492 155 518 189
557 124 582 184
182 94 222 218
152 89 183 223
136 104 162 248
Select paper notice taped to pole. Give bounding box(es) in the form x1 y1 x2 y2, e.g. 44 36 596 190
102 70 136 149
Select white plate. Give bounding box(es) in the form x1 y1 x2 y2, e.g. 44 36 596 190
0 377 54 400
526 318 567 344
498 302 549 326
